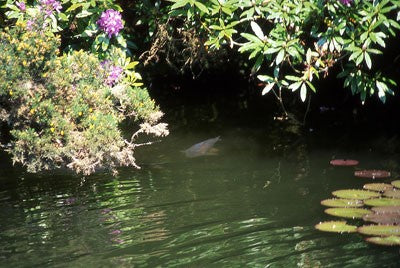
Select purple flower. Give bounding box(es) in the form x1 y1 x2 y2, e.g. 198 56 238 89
101 60 123 86
16 1 26 12
97 9 124 38
26 19 35 30
339 0 353 5
39 0 62 17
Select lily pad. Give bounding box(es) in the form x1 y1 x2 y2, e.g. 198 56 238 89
363 183 394 192
320 198 363 208
366 236 400 246
372 206 400 214
332 189 381 200
391 180 400 189
315 221 357 233
383 190 400 199
330 159 359 166
363 213 400 225
364 198 400 207
354 170 391 179
324 208 371 219
358 225 400 236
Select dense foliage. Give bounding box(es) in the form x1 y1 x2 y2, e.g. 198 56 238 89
1 0 399 174
166 0 400 103
0 1 168 175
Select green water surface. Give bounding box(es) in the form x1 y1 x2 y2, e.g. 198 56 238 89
1 119 400 267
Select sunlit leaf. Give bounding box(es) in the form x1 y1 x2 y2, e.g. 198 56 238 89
315 221 357 233
300 83 307 102
262 83 275 95
275 49 285 65
358 225 400 236
364 198 400 207
366 236 400 246
250 21 264 40
332 189 381 200
324 208 371 219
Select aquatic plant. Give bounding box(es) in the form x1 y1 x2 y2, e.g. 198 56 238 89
372 206 400 214
357 225 400 236
315 221 357 233
363 212 400 225
363 183 394 192
316 177 400 246
320 198 363 208
391 180 400 188
324 208 371 219
364 198 400 207
366 236 400 246
383 190 400 198
329 159 359 166
354 170 391 179
332 189 381 200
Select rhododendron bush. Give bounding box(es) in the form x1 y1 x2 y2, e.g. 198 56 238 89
0 1 168 175
165 0 400 104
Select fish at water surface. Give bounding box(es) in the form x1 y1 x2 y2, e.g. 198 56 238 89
183 136 221 158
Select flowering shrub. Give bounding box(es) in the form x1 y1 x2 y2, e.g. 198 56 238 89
0 18 168 175
167 0 399 105
97 9 124 38
101 60 124 86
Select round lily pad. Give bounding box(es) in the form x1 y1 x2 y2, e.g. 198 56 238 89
372 206 400 214
324 208 371 219
354 170 391 179
366 236 400 246
363 183 394 192
383 190 400 198
391 180 400 189
321 198 363 208
363 213 400 225
330 159 359 166
332 189 381 200
358 225 400 236
315 221 357 233
364 198 400 207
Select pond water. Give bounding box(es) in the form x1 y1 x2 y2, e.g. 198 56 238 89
1 96 400 267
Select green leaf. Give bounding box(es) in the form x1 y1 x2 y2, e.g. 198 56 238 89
262 83 275 95
306 48 312 64
257 75 273 82
300 83 307 102
321 198 363 208
324 208 371 219
170 0 189 9
76 10 93 18
364 52 372 69
66 3 82 12
358 225 400 236
315 221 357 233
356 53 364 66
286 75 300 81
332 189 381 200
240 33 263 44
306 81 316 93
288 81 302 91
364 198 400 207
349 51 362 61
194 1 209 13
366 236 400 246
250 21 264 40
275 49 285 65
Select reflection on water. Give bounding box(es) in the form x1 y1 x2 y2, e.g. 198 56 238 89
1 124 400 267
